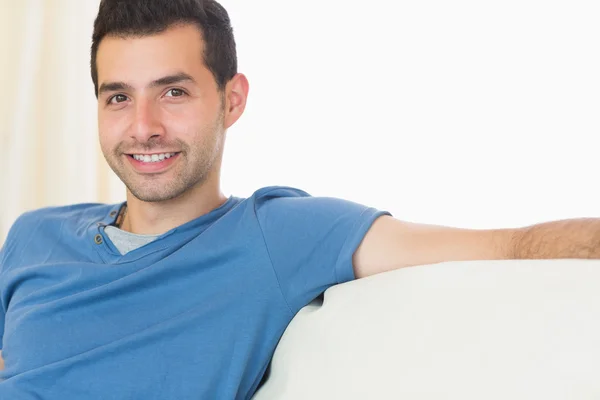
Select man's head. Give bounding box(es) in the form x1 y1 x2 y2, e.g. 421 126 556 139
92 0 248 203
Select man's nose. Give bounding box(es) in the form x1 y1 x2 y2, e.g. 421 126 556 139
130 99 165 142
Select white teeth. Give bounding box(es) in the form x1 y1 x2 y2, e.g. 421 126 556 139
132 152 177 163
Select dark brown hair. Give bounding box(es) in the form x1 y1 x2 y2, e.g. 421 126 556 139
90 0 237 96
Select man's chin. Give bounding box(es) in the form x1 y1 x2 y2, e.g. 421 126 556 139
125 183 187 203
117 167 208 203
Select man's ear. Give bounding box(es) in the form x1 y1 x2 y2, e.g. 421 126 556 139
224 73 249 129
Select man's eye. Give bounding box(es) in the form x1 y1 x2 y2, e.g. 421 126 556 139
109 94 128 104
165 88 185 97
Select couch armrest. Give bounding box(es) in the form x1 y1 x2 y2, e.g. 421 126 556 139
254 259 600 399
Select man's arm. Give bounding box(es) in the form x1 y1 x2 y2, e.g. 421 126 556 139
512 218 600 259
353 216 600 279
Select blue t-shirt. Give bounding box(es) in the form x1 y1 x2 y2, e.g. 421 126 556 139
0 186 390 399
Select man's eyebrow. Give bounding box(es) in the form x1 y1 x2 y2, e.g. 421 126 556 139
97 73 196 96
98 81 134 96
149 72 196 88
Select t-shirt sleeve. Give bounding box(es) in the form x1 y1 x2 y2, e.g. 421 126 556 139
1 236 10 350
254 187 391 313
0 213 27 350
0 242 5 350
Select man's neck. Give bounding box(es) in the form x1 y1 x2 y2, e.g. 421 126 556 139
120 183 228 235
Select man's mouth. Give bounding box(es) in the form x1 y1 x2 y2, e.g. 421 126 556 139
128 152 180 163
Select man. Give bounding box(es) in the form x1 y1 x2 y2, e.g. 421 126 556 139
0 0 597 398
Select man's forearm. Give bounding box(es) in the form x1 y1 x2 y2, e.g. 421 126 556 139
512 218 600 259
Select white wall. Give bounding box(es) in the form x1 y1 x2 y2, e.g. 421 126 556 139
220 0 600 229
1 0 599 244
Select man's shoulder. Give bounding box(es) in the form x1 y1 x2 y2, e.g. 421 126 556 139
250 185 311 202
1 203 118 269
249 185 363 211
6 203 119 245
248 185 373 224
16 203 117 226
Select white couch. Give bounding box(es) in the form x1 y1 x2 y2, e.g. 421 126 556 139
253 259 600 399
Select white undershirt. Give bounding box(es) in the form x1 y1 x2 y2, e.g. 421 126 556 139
104 225 161 255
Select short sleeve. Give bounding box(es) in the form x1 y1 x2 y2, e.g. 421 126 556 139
1 241 8 350
0 213 27 350
0 271 4 350
254 187 391 313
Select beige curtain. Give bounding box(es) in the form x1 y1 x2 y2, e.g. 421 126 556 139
0 0 123 245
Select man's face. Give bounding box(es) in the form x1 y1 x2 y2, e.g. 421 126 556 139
96 24 226 202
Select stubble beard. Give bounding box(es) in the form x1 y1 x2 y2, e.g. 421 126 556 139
103 114 225 203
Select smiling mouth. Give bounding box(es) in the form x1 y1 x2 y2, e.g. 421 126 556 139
127 152 181 163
